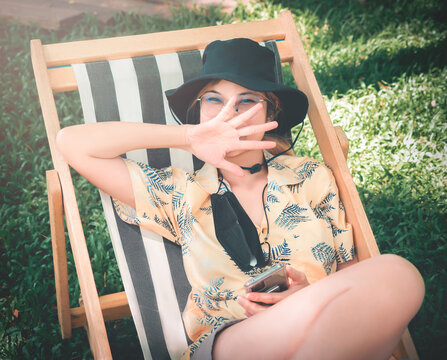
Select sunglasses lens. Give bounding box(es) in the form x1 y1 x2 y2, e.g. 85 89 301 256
236 94 262 113
200 94 224 117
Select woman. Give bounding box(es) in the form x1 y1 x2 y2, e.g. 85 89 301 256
57 38 424 360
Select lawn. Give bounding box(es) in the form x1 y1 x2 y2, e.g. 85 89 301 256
1 0 446 358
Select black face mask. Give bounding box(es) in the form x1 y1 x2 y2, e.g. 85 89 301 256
211 190 270 272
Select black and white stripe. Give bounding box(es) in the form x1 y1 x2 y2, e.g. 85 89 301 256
72 41 282 360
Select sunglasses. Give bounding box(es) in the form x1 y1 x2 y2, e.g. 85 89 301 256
196 92 270 118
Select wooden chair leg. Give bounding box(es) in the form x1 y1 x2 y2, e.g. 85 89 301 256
83 324 97 359
391 328 419 360
401 328 419 359
47 169 72 339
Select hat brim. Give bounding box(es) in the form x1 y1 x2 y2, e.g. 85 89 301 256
165 72 308 135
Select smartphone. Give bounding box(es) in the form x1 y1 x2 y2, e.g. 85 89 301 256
244 263 289 293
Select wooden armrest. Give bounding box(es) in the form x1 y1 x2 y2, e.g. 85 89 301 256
334 125 349 160
73 291 131 328
47 169 72 339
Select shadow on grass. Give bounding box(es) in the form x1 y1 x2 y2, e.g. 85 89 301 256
357 183 447 359
277 0 446 39
315 36 447 96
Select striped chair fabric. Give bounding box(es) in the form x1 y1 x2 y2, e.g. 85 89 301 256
72 40 283 360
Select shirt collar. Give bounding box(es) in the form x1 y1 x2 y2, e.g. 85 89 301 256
264 150 309 186
191 162 221 194
192 151 308 194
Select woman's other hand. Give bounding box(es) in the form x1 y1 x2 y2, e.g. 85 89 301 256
238 266 309 317
185 96 278 176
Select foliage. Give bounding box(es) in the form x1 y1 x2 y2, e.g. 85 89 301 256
1 0 446 358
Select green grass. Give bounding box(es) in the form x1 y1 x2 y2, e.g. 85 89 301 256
1 0 446 358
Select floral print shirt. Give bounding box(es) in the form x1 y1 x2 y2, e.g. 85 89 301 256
113 151 354 359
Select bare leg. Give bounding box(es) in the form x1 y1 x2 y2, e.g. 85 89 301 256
213 254 424 360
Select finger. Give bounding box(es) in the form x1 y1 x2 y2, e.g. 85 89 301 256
214 95 237 122
227 102 264 127
217 159 245 177
245 292 283 305
237 296 252 311
286 265 309 285
238 296 269 314
237 121 278 137
233 140 277 151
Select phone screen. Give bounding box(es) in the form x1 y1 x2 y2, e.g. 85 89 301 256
244 263 289 293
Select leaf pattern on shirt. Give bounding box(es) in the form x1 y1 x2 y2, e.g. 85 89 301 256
199 205 213 215
145 191 169 208
245 266 267 277
271 239 291 262
187 174 195 183
265 192 280 212
311 242 336 275
140 163 174 195
267 193 280 204
153 214 177 238
268 159 287 170
192 277 236 327
176 201 197 256
336 242 354 263
294 161 320 183
172 190 184 211
339 199 345 212
331 224 347 237
310 192 336 223
288 182 303 194
275 204 309 230
268 179 284 194
112 200 137 224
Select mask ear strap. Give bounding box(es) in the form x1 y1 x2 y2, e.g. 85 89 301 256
240 121 304 174
217 171 230 193
260 183 271 265
266 121 304 164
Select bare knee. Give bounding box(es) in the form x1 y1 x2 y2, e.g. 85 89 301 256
370 254 425 316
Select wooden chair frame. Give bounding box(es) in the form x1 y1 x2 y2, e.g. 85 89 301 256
32 10 418 359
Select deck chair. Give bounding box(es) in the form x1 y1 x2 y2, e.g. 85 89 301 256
31 10 419 360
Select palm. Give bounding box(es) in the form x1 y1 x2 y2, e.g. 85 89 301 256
185 97 278 176
189 118 240 164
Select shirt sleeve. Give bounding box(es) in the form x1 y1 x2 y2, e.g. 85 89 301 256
312 164 355 264
112 158 187 245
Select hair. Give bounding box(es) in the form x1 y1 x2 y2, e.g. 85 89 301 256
263 133 294 156
185 80 220 125
261 91 294 156
185 81 294 156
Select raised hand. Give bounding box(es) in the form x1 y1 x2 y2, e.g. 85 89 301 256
184 95 278 176
237 266 310 317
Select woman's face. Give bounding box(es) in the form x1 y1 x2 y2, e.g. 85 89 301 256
198 80 269 143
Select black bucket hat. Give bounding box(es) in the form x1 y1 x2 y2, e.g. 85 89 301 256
165 38 308 135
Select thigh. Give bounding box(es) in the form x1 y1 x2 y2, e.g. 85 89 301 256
213 255 424 360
